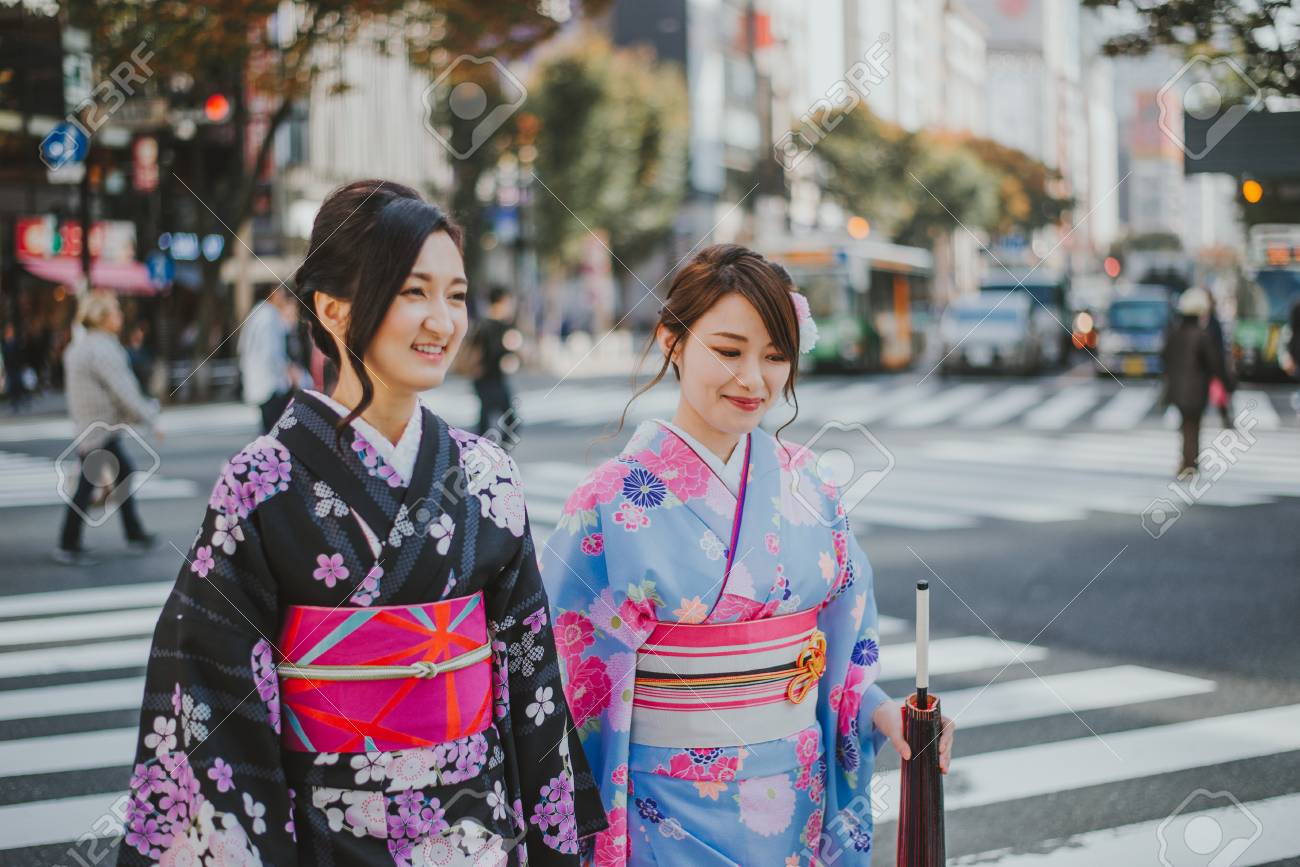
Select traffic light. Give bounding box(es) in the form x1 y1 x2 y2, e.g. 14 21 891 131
1103 256 1121 279
204 93 232 123
1241 179 1263 204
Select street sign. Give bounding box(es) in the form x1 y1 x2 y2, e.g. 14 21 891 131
40 122 88 170
146 251 175 288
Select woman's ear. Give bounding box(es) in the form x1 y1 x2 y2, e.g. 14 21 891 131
655 324 678 365
314 292 350 349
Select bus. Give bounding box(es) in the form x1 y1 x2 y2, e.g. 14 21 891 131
1233 225 1300 380
761 235 934 372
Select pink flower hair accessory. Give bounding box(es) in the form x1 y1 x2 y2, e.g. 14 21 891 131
788 290 819 354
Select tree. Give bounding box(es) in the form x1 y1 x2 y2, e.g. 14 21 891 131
949 135 1073 238
529 35 689 272
1082 0 1300 98
66 0 610 379
814 105 1002 245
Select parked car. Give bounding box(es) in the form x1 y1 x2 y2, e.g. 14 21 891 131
1096 289 1172 377
938 291 1041 374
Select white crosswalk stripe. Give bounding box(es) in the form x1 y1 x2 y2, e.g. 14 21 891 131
874 703 1300 822
0 450 200 509
2 577 1299 865
0 380 1292 461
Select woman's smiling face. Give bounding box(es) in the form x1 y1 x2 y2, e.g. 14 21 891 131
660 291 792 439
362 230 469 393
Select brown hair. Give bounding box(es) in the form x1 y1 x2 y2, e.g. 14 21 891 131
613 243 801 440
293 179 463 441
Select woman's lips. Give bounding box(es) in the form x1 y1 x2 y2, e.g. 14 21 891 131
412 344 446 363
725 395 762 412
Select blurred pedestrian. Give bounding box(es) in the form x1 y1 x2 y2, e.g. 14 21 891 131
1204 292 1235 429
125 320 155 393
57 290 161 565
1161 288 1225 477
1280 297 1300 379
238 285 302 433
469 284 521 445
1 323 30 412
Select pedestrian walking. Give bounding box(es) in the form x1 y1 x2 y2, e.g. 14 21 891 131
56 290 160 565
469 284 522 445
1161 287 1226 477
238 285 302 433
116 180 604 865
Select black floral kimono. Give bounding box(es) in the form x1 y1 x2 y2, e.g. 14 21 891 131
117 391 605 866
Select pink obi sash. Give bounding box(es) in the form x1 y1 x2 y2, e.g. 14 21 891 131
631 607 826 748
275 593 493 753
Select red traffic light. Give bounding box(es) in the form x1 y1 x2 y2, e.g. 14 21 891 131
204 93 231 123
1103 256 1121 279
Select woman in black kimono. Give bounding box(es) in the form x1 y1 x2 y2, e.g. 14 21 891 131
117 179 605 865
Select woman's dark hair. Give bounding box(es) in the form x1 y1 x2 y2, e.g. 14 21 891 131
293 179 463 442
612 243 801 441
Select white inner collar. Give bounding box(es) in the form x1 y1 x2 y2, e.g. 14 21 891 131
307 390 423 484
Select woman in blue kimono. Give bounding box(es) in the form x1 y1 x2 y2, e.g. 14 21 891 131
540 245 953 865
117 180 604 865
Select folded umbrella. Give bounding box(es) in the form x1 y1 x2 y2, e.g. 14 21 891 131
897 579 945 867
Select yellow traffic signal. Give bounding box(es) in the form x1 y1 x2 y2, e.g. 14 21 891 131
1242 179 1263 204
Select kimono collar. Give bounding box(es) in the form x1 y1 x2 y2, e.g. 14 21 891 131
651 418 748 497
305 389 423 486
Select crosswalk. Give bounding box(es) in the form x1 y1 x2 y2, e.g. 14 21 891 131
0 379 1293 450
2 424 1297 538
1 581 1297 864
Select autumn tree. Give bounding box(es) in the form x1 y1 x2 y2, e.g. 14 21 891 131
66 0 609 375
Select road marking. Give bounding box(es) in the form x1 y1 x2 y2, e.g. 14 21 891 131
890 384 990 428
0 727 135 778
959 384 1045 428
0 608 159 649
948 791 1300 866
1235 390 1281 430
1092 384 1160 429
875 703 1300 822
942 665 1215 729
0 582 170 619
0 638 151 678
0 792 125 851
878 636 1048 681
1023 384 1102 429
0 677 145 721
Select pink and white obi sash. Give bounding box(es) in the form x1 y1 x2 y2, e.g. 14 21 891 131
631 607 826 748
275 593 493 753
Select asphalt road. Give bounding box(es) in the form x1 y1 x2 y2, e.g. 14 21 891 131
1 369 1297 865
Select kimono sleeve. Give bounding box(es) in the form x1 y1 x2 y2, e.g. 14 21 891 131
815 511 890 862
118 441 296 865
539 504 640 867
483 457 607 865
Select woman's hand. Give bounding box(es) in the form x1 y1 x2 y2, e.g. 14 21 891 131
871 700 956 774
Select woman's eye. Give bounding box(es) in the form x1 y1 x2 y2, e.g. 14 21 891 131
715 348 741 358
768 354 789 363
402 287 425 297
451 290 468 303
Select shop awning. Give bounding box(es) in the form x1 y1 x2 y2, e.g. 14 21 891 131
18 256 160 295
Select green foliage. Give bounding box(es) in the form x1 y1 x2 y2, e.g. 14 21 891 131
529 36 689 269
814 104 1069 246
1082 0 1299 98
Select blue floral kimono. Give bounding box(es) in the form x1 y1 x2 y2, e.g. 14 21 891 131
540 420 890 866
